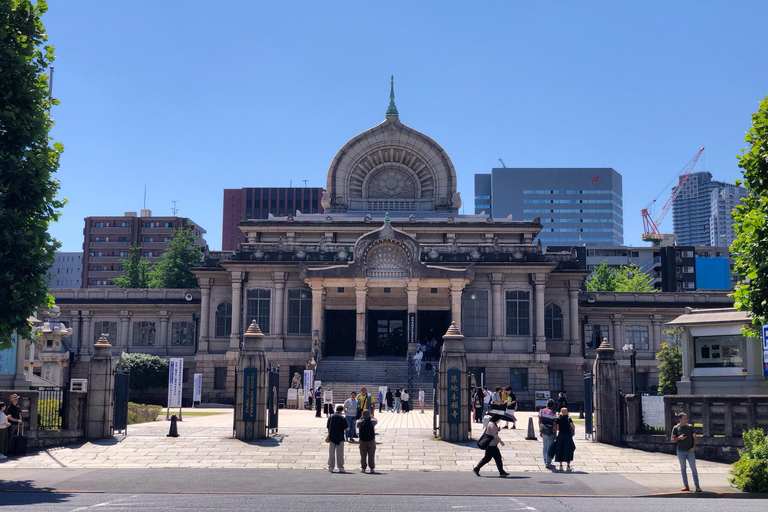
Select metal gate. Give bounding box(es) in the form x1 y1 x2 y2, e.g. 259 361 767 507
114 371 130 435
34 386 65 430
232 367 238 438
583 371 593 439
267 365 279 434
432 362 439 437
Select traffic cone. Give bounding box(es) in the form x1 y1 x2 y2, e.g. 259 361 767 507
167 414 179 437
525 416 537 440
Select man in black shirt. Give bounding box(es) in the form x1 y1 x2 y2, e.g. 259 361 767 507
326 405 348 473
6 394 22 436
670 412 702 492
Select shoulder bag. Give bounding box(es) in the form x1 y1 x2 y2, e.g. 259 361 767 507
477 427 493 450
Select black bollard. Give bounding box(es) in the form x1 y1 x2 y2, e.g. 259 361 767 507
525 416 537 440
579 406 584 419
167 414 179 437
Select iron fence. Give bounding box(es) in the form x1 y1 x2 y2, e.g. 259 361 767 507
34 386 66 430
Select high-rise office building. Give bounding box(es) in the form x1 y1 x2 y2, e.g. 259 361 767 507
82 210 206 287
475 168 623 247
47 252 83 289
709 184 747 247
672 172 730 246
221 187 324 251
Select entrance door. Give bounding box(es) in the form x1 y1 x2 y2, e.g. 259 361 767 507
325 310 356 357
417 310 452 344
367 310 407 357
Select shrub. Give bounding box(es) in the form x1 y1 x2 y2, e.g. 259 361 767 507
37 398 62 428
117 352 169 390
127 402 162 425
729 428 768 493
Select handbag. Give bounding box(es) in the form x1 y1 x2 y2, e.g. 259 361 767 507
325 434 330 443
477 428 493 450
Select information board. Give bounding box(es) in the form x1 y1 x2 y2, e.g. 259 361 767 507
447 368 461 424
167 358 184 408
303 370 313 403
641 395 665 428
193 373 202 403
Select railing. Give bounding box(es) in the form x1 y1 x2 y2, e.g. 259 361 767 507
33 386 66 430
639 256 661 274
664 395 768 438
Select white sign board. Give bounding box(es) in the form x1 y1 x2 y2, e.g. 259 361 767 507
641 395 665 428
303 370 313 403
167 358 184 409
193 373 202 403
535 390 550 409
287 388 298 400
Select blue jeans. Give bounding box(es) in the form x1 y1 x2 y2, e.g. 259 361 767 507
542 433 555 466
345 415 357 439
482 402 488 417
677 450 699 488
395 398 401 413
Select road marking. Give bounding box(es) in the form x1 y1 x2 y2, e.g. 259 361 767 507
509 497 538 511
68 494 139 511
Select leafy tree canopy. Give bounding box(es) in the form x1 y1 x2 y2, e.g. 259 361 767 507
0 0 64 349
732 95 768 337
585 262 658 292
117 352 169 390
656 327 682 394
113 245 151 288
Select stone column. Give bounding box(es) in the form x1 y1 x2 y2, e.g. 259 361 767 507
406 279 419 355
234 320 270 440
230 271 243 350
310 281 324 361
355 280 367 360
450 280 465 330
568 282 581 356
86 333 115 440
533 273 547 352
593 338 621 445
611 313 623 351
490 273 504 352
119 311 131 352
80 311 92 356
651 314 663 352
438 322 469 442
198 277 211 353
272 271 286 351
68 310 81 356
158 311 170 352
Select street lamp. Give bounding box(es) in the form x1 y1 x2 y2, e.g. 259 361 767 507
623 343 638 395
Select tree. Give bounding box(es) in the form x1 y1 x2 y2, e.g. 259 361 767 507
731 95 768 337
117 352 169 390
585 262 658 292
585 262 617 291
148 226 202 289
114 245 151 288
0 0 64 349
656 327 683 394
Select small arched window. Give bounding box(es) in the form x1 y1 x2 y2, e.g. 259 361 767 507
215 300 232 338
544 302 563 340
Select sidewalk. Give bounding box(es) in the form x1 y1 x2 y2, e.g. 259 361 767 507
0 409 735 494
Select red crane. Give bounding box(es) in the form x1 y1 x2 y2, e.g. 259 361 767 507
641 147 705 244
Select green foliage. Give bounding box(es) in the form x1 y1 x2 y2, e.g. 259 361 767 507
117 352 169 390
149 226 202 289
114 245 151 288
656 338 682 394
731 95 768 338
37 397 61 428
585 262 658 292
0 0 65 349
127 402 162 424
729 428 768 493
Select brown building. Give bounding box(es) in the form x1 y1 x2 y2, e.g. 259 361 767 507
82 209 206 287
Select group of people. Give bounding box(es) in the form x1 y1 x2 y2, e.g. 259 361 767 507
537 399 576 471
0 394 23 459
310 386 427 417
414 339 440 362
382 387 425 414
472 386 517 429
325 386 378 473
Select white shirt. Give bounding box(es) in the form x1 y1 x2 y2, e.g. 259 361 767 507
418 390 425 401
402 392 409 401
0 411 8 429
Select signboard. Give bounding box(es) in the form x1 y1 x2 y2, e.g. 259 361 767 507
303 370 313 403
243 367 257 422
408 313 416 345
535 390 550 410
447 368 461 424
0 333 17 375
763 324 768 378
641 395 665 428
193 373 202 403
287 388 298 400
167 358 184 408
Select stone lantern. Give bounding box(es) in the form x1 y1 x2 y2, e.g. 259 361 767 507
38 305 74 386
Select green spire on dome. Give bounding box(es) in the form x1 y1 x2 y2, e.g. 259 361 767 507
386 75 398 117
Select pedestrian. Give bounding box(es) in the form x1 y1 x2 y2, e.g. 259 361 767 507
315 387 323 418
556 391 568 412
327 405 347 473
386 389 394 412
482 386 491 417
414 350 423 376
418 387 425 413
538 399 557 469
551 408 576 471
503 388 517 429
671 412 702 492
6 394 22 438
474 387 484 423
308 388 314 410
358 387 375 419
0 402 10 459
356 409 378 473
394 387 401 414
472 414 509 477
323 389 334 417
343 392 358 442
377 388 384 414
401 389 410 413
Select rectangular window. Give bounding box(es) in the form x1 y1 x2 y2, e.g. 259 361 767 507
142 237 153 242
509 368 529 391
132 321 156 346
461 290 488 337
119 251 129 257
171 321 195 346
246 289 271 334
93 321 117 343
93 222 104 227
693 335 744 368
94 237 105 242
548 369 564 394
683 266 694 273
121 222 131 227
584 324 610 349
505 290 530 336
625 325 650 350
117 236 128 242
214 367 227 390
92 265 102 271
287 289 312 335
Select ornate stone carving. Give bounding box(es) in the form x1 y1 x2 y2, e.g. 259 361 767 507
367 168 416 199
365 241 409 278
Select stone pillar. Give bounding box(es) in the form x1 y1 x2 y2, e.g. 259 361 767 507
651 314 663 352
533 273 547 352
198 278 211 353
11 333 28 389
119 311 131 351
234 320 270 440
355 280 367 360
158 311 170 352
450 280 465 330
611 313 623 351
68 311 81 356
272 272 286 351
568 283 580 356
86 333 115 439
230 271 243 350
310 281 324 361
593 338 621 445
406 280 419 355
80 311 92 355
490 273 504 352
438 322 469 442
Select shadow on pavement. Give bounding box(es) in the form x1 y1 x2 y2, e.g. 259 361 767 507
0 480 73 505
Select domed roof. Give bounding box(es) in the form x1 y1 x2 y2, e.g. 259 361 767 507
322 78 460 214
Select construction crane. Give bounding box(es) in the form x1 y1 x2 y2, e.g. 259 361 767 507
641 147 705 245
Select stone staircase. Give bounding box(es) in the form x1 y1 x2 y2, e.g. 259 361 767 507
315 357 436 407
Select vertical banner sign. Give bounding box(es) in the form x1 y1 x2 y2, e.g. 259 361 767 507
408 313 416 345
193 373 202 403
303 370 313 403
0 333 17 375
762 324 768 378
167 358 184 408
447 368 461 424
243 367 258 422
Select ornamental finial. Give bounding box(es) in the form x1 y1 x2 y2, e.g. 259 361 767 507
386 75 399 117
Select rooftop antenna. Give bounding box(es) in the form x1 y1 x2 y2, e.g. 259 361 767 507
289 180 292 187
143 185 147 209
171 200 179 216
499 158 507 168
303 180 308 188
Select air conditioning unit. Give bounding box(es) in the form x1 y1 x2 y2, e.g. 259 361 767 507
70 379 88 392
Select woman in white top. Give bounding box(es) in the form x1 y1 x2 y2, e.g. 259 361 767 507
0 402 11 459
418 388 425 413
401 390 410 413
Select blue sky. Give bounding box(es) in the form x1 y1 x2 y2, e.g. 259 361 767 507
44 1 768 252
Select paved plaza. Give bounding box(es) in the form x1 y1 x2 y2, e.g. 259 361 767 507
0 408 736 494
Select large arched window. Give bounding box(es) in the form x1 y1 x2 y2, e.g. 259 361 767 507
544 302 563 340
215 300 232 338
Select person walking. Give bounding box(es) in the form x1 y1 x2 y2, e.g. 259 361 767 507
413 350 423 377
356 409 378 473
327 405 348 473
474 387 484 423
0 402 11 459
401 389 410 413
538 399 557 469
343 392 358 442
551 408 576 471
385 389 394 412
472 414 509 477
377 388 384 414
315 387 323 418
556 391 568 412
418 387 425 413
482 386 491 417
503 388 517 429
394 387 402 414
671 412 702 492
308 388 314 410
358 387 375 419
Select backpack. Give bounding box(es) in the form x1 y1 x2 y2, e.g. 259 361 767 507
359 418 375 442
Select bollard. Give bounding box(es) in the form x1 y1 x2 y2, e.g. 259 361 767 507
525 416 537 440
167 414 179 438
579 406 584 419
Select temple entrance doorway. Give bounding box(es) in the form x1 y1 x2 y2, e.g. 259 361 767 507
417 310 451 360
325 310 356 357
367 310 407 357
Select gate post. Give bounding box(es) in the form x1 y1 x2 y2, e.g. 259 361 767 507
86 333 115 439
235 320 270 440
592 338 621 444
438 322 469 442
